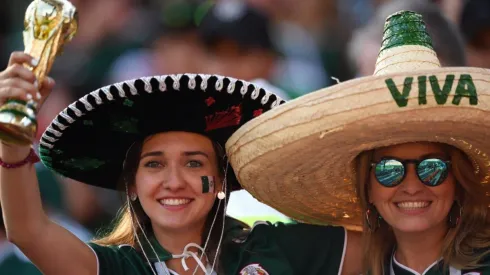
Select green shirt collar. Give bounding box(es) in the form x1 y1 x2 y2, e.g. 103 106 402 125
141 217 248 262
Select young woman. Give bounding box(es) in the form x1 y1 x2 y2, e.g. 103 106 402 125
224 11 490 275
355 141 490 274
0 52 361 275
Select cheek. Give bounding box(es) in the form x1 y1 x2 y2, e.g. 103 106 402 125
134 170 161 196
369 173 396 203
434 175 456 202
185 174 206 194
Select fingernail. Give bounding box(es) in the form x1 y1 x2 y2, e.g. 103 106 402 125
26 93 33 101
34 80 38 89
31 58 39 67
36 92 42 100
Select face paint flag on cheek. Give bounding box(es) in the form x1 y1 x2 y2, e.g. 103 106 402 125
201 176 215 193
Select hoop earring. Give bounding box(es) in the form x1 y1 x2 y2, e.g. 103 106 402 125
366 204 382 232
448 201 463 228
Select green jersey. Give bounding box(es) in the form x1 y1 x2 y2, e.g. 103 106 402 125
89 220 347 275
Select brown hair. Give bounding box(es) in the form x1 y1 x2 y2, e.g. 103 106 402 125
355 144 490 274
93 136 248 271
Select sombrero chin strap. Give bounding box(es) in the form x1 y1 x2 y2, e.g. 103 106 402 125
172 243 210 273
152 243 218 275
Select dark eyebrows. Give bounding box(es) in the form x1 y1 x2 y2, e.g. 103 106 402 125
183 151 209 158
140 151 163 160
140 150 210 160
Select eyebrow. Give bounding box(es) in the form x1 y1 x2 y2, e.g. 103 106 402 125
140 151 163 159
140 151 210 159
183 151 209 158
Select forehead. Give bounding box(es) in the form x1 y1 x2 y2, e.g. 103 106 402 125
142 132 215 152
374 142 450 159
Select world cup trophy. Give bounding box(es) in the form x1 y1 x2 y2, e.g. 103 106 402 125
0 0 78 145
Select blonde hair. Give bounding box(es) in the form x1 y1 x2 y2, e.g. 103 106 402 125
355 144 490 274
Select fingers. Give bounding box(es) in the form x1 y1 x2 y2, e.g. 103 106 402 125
0 63 37 83
8 52 38 68
0 78 37 101
38 77 55 102
0 52 56 106
0 87 31 104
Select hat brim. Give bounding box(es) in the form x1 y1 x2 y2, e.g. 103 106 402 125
40 74 285 190
226 67 490 230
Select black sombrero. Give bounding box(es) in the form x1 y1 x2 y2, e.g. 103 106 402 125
39 74 285 190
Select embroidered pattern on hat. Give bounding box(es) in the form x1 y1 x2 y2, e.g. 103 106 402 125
205 104 242 131
60 157 105 170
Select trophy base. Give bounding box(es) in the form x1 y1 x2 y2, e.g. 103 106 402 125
0 101 37 146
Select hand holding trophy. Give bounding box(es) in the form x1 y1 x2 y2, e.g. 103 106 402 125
0 0 78 145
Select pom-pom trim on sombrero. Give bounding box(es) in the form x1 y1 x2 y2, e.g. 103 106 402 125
39 73 285 190
225 11 490 231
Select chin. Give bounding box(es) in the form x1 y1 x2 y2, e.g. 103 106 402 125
154 216 193 231
390 217 444 233
392 222 433 233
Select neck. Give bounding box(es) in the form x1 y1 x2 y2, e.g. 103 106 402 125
152 223 205 255
393 223 448 273
152 221 208 274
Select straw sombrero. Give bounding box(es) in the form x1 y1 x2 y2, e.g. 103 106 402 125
225 11 490 231
39 74 285 190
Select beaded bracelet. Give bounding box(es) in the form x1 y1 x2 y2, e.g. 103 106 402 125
0 148 40 168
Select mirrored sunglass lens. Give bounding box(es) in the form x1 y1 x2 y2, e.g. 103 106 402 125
417 158 448 186
375 159 404 187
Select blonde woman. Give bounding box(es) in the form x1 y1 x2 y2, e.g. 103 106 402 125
0 52 361 275
225 11 490 275
355 142 490 274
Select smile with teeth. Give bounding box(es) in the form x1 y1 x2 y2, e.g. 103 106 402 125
159 198 192 206
396 201 431 209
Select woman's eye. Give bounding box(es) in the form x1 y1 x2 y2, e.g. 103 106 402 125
144 161 162 168
186 160 202 168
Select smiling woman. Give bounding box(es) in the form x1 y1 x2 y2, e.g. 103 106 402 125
93 132 230 267
0 61 362 275
355 142 490 274
224 10 490 275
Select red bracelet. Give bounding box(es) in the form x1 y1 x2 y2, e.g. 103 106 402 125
0 148 40 168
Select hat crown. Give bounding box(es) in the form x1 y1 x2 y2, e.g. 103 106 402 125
374 10 441 76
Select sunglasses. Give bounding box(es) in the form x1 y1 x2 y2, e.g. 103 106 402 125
371 157 451 187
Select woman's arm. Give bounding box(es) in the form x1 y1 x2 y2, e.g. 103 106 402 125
0 52 97 275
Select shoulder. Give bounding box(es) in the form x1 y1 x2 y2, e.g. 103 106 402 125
461 249 490 274
88 243 148 275
88 242 141 259
222 221 347 274
229 220 346 243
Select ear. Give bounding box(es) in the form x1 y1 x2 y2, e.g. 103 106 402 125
127 183 137 197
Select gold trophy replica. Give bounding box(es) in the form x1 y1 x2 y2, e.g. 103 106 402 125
0 0 78 145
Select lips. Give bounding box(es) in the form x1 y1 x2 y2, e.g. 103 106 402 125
159 198 192 206
396 201 431 210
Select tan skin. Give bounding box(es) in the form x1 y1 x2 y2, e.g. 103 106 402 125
131 132 223 274
369 142 456 273
0 51 362 275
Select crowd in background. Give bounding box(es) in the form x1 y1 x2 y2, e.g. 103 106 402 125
0 0 489 273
